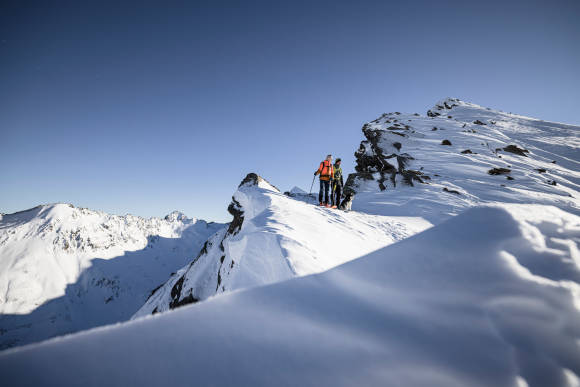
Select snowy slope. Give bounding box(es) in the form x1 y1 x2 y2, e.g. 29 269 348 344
133 173 431 317
0 204 223 349
347 98 579 223
1 204 578 387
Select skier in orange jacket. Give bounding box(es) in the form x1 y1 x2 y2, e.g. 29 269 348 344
314 154 334 207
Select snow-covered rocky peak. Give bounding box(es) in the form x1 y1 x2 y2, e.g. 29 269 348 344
345 98 579 223
133 172 430 318
164 211 190 222
238 172 280 191
0 204 223 349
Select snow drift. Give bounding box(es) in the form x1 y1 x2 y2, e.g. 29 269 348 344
1 204 578 387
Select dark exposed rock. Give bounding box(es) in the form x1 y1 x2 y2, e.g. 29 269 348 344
427 110 441 117
170 294 198 309
226 198 244 236
170 276 185 302
488 168 511 175
535 168 547 173
354 126 399 174
473 120 487 125
548 180 557 186
441 139 452 146
461 149 473 154
401 170 428 186
393 142 402 151
432 127 438 131
443 187 460 195
502 145 529 157
552 160 557 164
238 173 260 187
238 172 280 191
506 176 514 180
168 276 199 310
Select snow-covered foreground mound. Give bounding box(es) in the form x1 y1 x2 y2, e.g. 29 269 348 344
348 98 579 223
2 204 578 387
0 204 222 349
134 173 431 317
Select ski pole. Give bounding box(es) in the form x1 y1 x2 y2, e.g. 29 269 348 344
309 175 316 196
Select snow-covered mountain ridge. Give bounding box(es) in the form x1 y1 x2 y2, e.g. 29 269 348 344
345 98 579 221
0 203 223 349
133 173 431 317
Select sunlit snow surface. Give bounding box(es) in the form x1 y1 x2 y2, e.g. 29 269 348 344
351 98 579 222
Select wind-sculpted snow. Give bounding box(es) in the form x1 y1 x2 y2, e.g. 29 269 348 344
1 204 578 387
0 204 223 349
133 173 431 317
348 98 579 223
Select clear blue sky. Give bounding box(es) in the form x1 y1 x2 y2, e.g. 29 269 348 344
1 0 579 222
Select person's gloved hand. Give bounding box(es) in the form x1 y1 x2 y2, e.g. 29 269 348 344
314 171 317 176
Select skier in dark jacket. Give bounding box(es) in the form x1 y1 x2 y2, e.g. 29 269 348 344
314 154 334 207
331 158 343 209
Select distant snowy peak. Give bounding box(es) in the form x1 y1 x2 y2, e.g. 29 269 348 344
344 98 579 222
164 211 190 222
0 203 201 256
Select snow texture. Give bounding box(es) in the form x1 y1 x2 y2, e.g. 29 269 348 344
349 98 579 223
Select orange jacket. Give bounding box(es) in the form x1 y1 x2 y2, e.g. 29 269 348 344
316 160 334 181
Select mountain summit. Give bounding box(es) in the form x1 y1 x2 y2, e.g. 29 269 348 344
343 98 578 221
